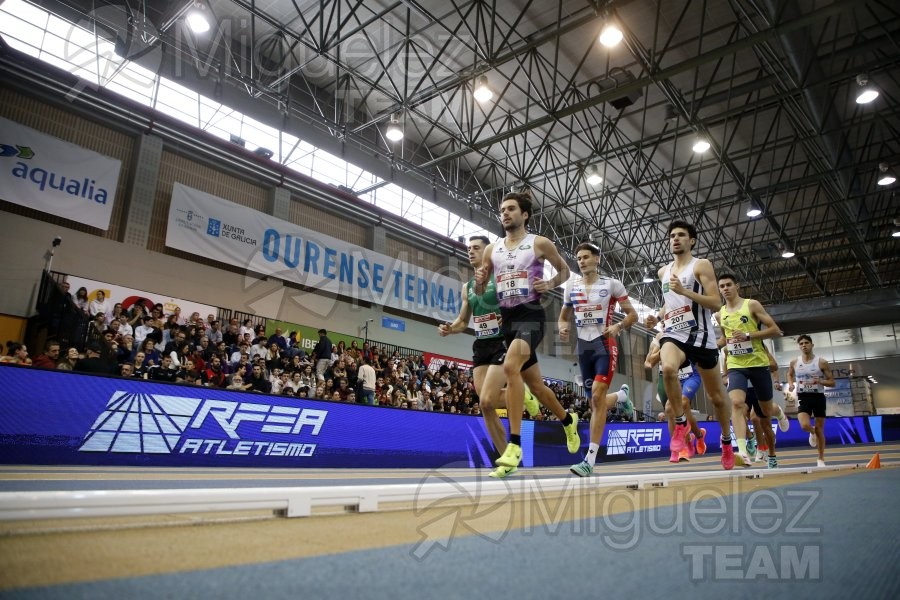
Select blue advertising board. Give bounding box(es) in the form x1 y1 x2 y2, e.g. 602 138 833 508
381 316 406 332
0 366 893 469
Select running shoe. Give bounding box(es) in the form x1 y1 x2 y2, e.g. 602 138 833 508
809 432 817 447
767 456 778 469
523 383 540 418
678 448 691 462
746 434 757 457
495 442 522 468
669 451 680 463
670 422 688 453
737 453 752 467
489 465 518 479
775 406 790 432
721 442 735 470
755 449 767 462
620 384 630 401
570 460 593 477
816 459 826 468
695 428 707 455
563 413 581 453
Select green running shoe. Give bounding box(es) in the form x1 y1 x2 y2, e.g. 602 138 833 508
570 460 593 477
523 383 540 418
563 413 580 453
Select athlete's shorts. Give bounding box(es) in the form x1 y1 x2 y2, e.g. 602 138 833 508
577 335 617 386
500 302 544 371
727 367 774 401
798 392 827 418
744 386 764 418
657 361 701 403
472 337 506 368
659 336 718 370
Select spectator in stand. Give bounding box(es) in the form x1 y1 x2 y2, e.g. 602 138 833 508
31 341 60 369
1 342 31 365
119 363 136 378
202 355 227 388
74 344 109 373
207 320 223 345
335 377 352 401
57 347 80 371
88 290 111 319
146 355 178 382
298 364 317 389
110 302 124 324
239 319 255 341
230 342 250 366
271 370 291 394
74 287 90 314
134 316 155 346
170 341 193 368
313 384 325 399
223 318 240 347
226 374 246 391
313 329 333 382
59 280 73 303
346 340 361 363
267 328 287 351
138 338 160 367
163 329 187 357
265 342 283 372
249 337 268 362
335 340 347 358
247 364 272 393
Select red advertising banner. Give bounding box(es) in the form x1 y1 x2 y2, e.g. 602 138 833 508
423 351 474 373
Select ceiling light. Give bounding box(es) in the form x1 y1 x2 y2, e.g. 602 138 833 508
781 247 795 259
746 200 763 218
185 2 211 34
598 24 623 47
473 76 493 103
855 73 879 104
642 268 654 283
585 167 603 186
877 163 896 186
692 139 710 153
385 114 403 142
893 230 900 238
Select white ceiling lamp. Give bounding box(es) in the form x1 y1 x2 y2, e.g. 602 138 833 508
642 267 655 283
692 138 711 153
876 163 896 186
746 199 763 218
598 23 623 47
781 247 796 259
893 218 900 238
385 114 403 142
855 73 879 104
585 166 603 186
185 1 211 34
473 75 493 103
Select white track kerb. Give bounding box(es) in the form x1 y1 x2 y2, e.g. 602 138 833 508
0 464 866 521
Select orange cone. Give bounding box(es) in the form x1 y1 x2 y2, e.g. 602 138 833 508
866 453 881 469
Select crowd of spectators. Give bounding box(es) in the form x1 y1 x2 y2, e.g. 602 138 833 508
2 283 584 418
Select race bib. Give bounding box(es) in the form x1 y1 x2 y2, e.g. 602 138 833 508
497 270 529 300
798 378 821 393
726 337 754 355
677 364 694 381
474 312 500 338
574 304 604 327
664 305 696 333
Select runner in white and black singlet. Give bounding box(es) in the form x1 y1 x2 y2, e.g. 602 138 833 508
645 220 734 470
788 334 835 467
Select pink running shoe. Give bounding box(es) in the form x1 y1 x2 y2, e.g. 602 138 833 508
669 451 680 463
721 442 735 470
670 423 689 453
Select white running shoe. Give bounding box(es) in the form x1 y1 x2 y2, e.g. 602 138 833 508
809 432 817 447
775 406 790 432
816 459 826 468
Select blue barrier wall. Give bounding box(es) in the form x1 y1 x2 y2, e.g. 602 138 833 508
0 366 894 468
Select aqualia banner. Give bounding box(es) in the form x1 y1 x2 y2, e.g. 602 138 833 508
166 183 462 322
0 116 121 230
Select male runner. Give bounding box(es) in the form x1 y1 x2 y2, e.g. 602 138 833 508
788 335 835 467
559 242 637 477
645 330 707 462
717 273 788 469
475 191 580 470
440 235 571 478
647 220 734 469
